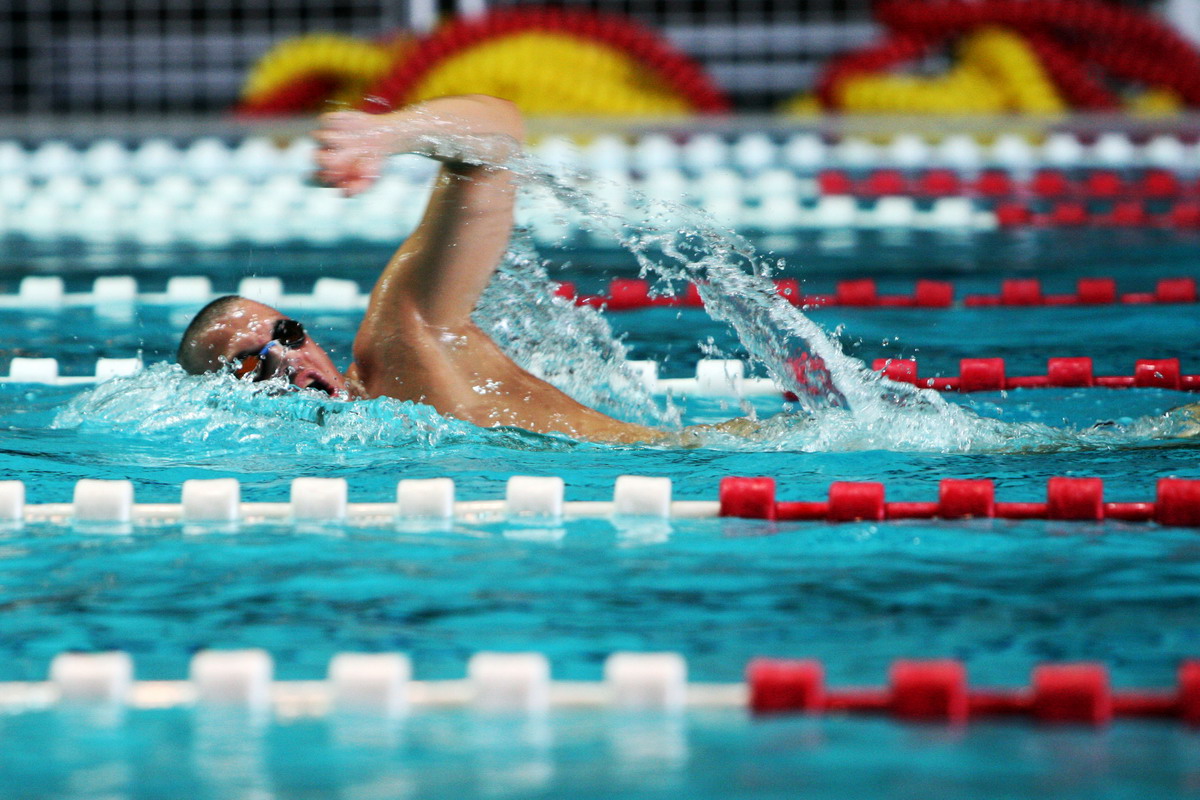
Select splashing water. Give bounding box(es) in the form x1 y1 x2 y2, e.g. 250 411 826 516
485 148 1150 453
472 235 677 428
52 364 580 459
50 124 1198 454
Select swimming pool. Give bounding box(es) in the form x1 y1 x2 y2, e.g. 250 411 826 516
1 129 1199 798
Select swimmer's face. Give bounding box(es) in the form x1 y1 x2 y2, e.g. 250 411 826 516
192 299 346 396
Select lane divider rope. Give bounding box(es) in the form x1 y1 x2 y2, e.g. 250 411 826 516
9 183 1200 236
556 276 1199 310
0 276 369 311
4 275 1195 313
718 476 1200 526
749 658 1200 724
6 650 1198 726
6 131 1197 179
3 476 1200 527
818 167 1200 200
4 356 1197 396
7 651 717 714
865 356 1198 392
12 195 1200 235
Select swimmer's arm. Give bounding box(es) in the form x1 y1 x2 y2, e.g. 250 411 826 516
313 96 523 331
314 95 523 194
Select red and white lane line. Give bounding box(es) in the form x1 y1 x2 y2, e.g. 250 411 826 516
2 275 1196 313
4 355 1200 395
2 650 1197 726
817 167 1200 201
717 476 1200 525
3 475 1200 528
558 276 1200 310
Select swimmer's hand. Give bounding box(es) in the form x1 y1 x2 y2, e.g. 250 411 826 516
313 96 523 197
313 110 394 197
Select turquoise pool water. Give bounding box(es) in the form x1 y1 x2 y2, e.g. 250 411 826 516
1 229 1199 797
2 709 1196 799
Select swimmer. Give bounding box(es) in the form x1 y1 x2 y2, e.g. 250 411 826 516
177 95 741 444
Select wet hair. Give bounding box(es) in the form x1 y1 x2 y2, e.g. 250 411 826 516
176 294 245 374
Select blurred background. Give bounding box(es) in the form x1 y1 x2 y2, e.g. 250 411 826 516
2 0 1196 117
5 1 1200 278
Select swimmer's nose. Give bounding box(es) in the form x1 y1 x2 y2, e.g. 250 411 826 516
278 347 310 379
282 349 333 388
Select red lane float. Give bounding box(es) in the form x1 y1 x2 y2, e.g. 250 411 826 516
871 356 1198 392
1001 200 1200 229
820 168 1200 201
555 277 1199 311
719 477 1200 525
747 657 1199 725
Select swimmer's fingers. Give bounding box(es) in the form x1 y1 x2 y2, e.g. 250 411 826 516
312 110 408 195
313 145 357 175
313 111 397 153
313 111 376 145
316 110 371 131
312 128 363 152
314 166 377 196
313 144 383 196
316 160 381 195
312 129 368 166
319 167 375 197
339 176 376 197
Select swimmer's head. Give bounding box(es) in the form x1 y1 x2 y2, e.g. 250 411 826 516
176 295 346 396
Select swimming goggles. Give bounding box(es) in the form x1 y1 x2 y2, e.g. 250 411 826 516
232 318 307 382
